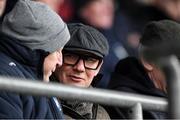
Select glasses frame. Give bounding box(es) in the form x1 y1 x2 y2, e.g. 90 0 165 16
62 50 102 70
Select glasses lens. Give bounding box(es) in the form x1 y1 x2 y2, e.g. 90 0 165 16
63 53 79 65
84 57 100 70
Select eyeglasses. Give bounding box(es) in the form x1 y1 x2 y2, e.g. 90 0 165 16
62 51 102 70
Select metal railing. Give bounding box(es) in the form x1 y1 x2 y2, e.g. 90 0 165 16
158 56 180 119
0 76 167 119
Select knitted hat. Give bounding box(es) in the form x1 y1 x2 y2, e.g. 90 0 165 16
1 0 70 53
140 20 180 58
64 23 109 58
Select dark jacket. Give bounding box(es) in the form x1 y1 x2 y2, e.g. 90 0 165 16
61 100 110 120
106 57 167 119
0 33 63 119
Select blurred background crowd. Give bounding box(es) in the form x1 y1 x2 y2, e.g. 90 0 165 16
1 0 180 88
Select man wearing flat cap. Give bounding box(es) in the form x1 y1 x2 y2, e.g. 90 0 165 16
53 23 110 119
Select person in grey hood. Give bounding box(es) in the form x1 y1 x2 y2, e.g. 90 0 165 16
0 0 70 119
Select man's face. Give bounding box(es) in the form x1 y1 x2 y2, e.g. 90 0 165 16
43 49 62 82
81 0 114 29
55 51 103 87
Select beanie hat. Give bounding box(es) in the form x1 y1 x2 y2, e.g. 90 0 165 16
140 20 180 58
64 23 109 58
1 0 70 53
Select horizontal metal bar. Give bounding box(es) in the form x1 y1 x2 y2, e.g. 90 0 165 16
0 76 167 111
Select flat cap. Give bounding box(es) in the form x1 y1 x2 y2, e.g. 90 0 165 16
65 23 109 58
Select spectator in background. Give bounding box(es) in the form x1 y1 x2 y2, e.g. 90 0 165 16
72 0 115 30
0 0 70 118
71 0 139 88
105 20 178 119
89 0 180 87
114 0 180 60
52 23 110 119
114 0 179 57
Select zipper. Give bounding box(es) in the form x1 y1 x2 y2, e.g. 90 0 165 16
48 97 64 119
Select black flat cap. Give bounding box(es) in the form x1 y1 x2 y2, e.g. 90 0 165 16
65 23 109 58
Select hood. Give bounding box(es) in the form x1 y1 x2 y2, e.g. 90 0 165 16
0 33 47 71
108 57 166 97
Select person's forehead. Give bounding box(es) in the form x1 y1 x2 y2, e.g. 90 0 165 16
64 50 99 57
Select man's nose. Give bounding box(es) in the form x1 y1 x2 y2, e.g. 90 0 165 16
73 59 85 72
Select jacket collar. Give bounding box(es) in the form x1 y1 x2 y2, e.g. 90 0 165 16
0 33 48 76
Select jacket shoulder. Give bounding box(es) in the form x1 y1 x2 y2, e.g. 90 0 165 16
0 52 26 78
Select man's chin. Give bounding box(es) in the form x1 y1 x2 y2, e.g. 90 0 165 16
67 82 86 88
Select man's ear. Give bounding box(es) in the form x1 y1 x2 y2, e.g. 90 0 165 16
141 58 153 71
92 61 103 87
94 61 103 76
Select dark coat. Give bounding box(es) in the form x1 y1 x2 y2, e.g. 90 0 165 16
0 34 63 119
105 57 167 119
